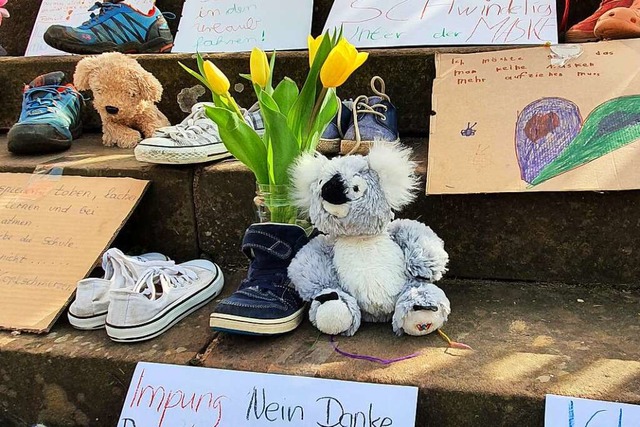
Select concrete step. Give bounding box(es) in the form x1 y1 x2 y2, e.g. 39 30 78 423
2 133 640 285
1 277 638 426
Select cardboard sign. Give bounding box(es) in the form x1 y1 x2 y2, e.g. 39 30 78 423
545 395 640 426
323 0 558 48
0 173 148 332
427 39 640 194
118 362 418 427
25 0 156 57
172 0 313 53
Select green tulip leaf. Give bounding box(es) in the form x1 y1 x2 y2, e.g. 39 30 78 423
205 106 269 184
305 89 339 151
273 78 299 119
258 91 301 185
179 62 212 93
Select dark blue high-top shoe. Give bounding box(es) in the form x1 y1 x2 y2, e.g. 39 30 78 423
210 223 309 335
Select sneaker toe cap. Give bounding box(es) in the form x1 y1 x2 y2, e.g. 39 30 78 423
212 292 299 320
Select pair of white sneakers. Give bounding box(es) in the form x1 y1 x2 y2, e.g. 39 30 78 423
68 248 224 343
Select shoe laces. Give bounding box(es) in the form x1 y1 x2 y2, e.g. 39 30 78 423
84 1 121 26
346 76 390 156
24 87 70 117
156 104 219 145
134 265 198 300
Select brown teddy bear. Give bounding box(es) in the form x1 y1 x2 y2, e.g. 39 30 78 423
74 52 170 148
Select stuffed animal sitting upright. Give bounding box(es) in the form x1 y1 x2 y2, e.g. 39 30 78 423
288 143 451 337
74 52 170 148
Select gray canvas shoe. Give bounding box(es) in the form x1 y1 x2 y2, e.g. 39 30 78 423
317 99 353 155
341 77 400 156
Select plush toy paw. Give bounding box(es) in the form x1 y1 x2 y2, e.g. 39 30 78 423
392 282 450 336
115 129 142 148
309 289 361 336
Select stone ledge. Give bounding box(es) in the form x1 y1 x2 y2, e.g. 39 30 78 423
2 277 635 426
0 133 200 260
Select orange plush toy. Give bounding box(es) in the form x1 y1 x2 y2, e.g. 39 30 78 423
74 52 170 148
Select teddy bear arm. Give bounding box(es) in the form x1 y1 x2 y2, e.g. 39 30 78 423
387 218 449 282
392 280 451 336
288 235 341 302
309 288 362 336
102 121 141 148
138 107 170 138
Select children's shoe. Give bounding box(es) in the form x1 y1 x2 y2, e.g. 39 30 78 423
135 102 265 164
340 77 400 156
594 0 640 39
565 0 633 42
106 261 224 342
209 223 309 335
43 1 174 54
68 249 172 330
7 72 83 155
317 99 353 155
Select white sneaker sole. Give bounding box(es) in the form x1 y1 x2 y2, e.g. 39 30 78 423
68 311 107 330
134 143 233 165
209 307 305 335
105 265 224 343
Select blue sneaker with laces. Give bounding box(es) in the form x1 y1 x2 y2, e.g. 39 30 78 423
210 223 309 335
43 1 174 54
7 72 83 155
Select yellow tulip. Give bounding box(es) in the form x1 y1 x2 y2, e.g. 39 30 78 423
250 48 270 89
203 60 230 95
320 39 368 88
308 34 324 67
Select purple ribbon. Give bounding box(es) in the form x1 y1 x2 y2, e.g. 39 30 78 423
330 335 422 365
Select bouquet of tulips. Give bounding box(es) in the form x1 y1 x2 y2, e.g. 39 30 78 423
180 31 368 224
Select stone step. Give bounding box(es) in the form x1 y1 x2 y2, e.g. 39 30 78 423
2 133 640 285
1 278 638 426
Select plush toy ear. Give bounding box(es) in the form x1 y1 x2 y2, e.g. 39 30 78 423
73 55 101 90
290 152 329 211
367 142 418 210
134 68 163 102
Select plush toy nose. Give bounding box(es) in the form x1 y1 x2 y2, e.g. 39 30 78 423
413 305 439 312
321 174 349 205
105 106 119 115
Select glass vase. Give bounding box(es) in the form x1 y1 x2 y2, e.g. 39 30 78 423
254 183 311 233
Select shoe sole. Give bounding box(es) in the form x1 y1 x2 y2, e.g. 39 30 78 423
68 311 107 330
44 32 174 54
134 143 232 165
316 139 341 155
340 138 400 155
209 307 305 335
7 122 82 155
105 265 224 343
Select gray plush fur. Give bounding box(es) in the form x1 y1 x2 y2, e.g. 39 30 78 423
288 144 452 336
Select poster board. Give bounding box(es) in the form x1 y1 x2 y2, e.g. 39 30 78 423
118 362 418 426
427 39 640 194
172 0 313 53
323 0 558 48
25 0 155 57
0 173 148 332
545 395 640 426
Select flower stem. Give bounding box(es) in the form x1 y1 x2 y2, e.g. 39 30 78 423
224 92 245 121
304 86 328 147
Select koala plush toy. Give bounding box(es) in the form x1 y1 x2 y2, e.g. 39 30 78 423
288 143 451 337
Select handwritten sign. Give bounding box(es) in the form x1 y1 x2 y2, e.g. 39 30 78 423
118 362 418 426
172 0 313 53
0 173 148 332
323 0 558 48
26 0 156 56
545 395 640 426
427 39 640 194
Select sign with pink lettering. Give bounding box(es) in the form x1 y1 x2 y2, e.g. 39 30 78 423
118 362 418 427
172 0 313 53
323 0 558 48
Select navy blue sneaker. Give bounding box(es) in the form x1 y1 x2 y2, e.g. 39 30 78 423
210 223 309 335
341 76 400 155
43 1 174 54
317 99 353 155
7 72 83 155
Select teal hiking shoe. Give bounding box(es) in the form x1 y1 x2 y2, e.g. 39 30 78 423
43 1 174 54
7 72 83 155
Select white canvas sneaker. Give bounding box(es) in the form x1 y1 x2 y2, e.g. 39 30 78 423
68 248 172 330
135 102 265 165
105 260 224 342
